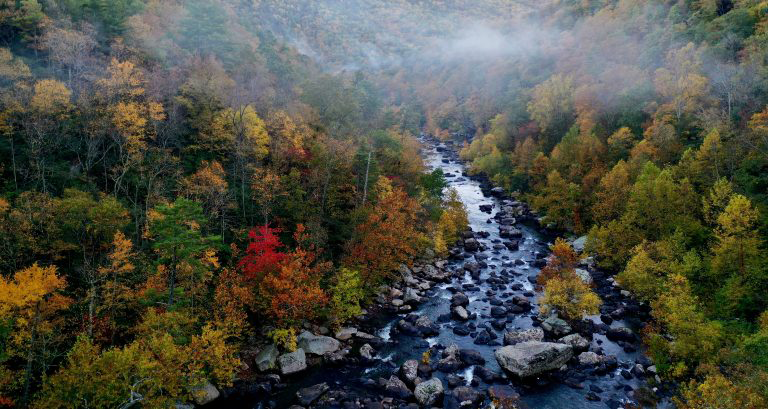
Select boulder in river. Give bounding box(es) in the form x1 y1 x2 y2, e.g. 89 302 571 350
414 378 443 406
415 315 439 337
296 382 329 406
459 349 485 366
558 333 590 352
297 331 341 356
495 341 573 378
359 343 376 361
540 316 572 337
452 305 469 321
577 351 603 366
400 359 419 384
451 292 469 307
450 386 483 406
504 328 544 345
278 349 307 375
606 327 635 342
574 268 592 284
487 385 522 408
572 235 587 253
384 375 413 399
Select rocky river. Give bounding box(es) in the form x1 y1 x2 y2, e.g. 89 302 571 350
212 137 666 409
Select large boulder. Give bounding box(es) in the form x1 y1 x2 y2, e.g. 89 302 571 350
297 331 341 356
572 236 587 253
459 349 485 366
414 378 444 406
335 327 357 341
606 327 635 342
359 344 376 361
451 292 469 307
495 341 573 378
384 375 413 399
451 386 482 406
574 268 592 284
404 288 422 304
279 349 307 375
193 381 220 405
558 333 590 352
464 238 480 252
540 316 572 337
296 382 329 406
400 359 419 384
451 306 469 321
255 344 279 372
504 328 544 345
415 315 439 337
577 351 603 366
487 385 521 409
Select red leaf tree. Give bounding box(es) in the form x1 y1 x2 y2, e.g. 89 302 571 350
238 225 287 282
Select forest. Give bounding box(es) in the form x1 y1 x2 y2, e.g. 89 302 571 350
0 0 767 408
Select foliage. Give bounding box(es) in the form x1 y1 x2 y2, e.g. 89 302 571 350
538 238 580 286
539 272 601 322
259 225 330 329
268 328 297 352
343 177 426 284
329 268 365 327
433 188 468 255
238 225 287 282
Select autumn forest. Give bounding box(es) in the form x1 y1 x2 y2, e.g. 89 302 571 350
0 1 767 408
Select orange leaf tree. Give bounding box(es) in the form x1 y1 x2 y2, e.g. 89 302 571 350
343 177 425 285
259 225 330 329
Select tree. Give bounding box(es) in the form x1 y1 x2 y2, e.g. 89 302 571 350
532 170 583 232
592 160 630 223
212 267 254 339
34 327 240 409
676 371 766 409
210 105 269 218
649 274 722 375
654 43 712 121
250 168 284 226
0 264 70 407
95 232 138 343
623 162 699 241
538 238 580 285
527 74 575 150
22 79 71 191
710 194 764 318
146 198 220 308
617 234 703 303
182 160 231 238
712 194 761 277
702 178 734 226
434 188 468 255
238 225 287 282
343 177 425 284
540 272 601 322
606 127 636 161
329 268 364 328
259 225 330 329
96 59 165 196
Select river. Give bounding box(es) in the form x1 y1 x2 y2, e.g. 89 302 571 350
214 137 660 409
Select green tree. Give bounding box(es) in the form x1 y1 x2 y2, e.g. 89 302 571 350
147 198 221 307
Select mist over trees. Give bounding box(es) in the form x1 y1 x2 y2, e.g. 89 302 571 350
0 0 767 407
